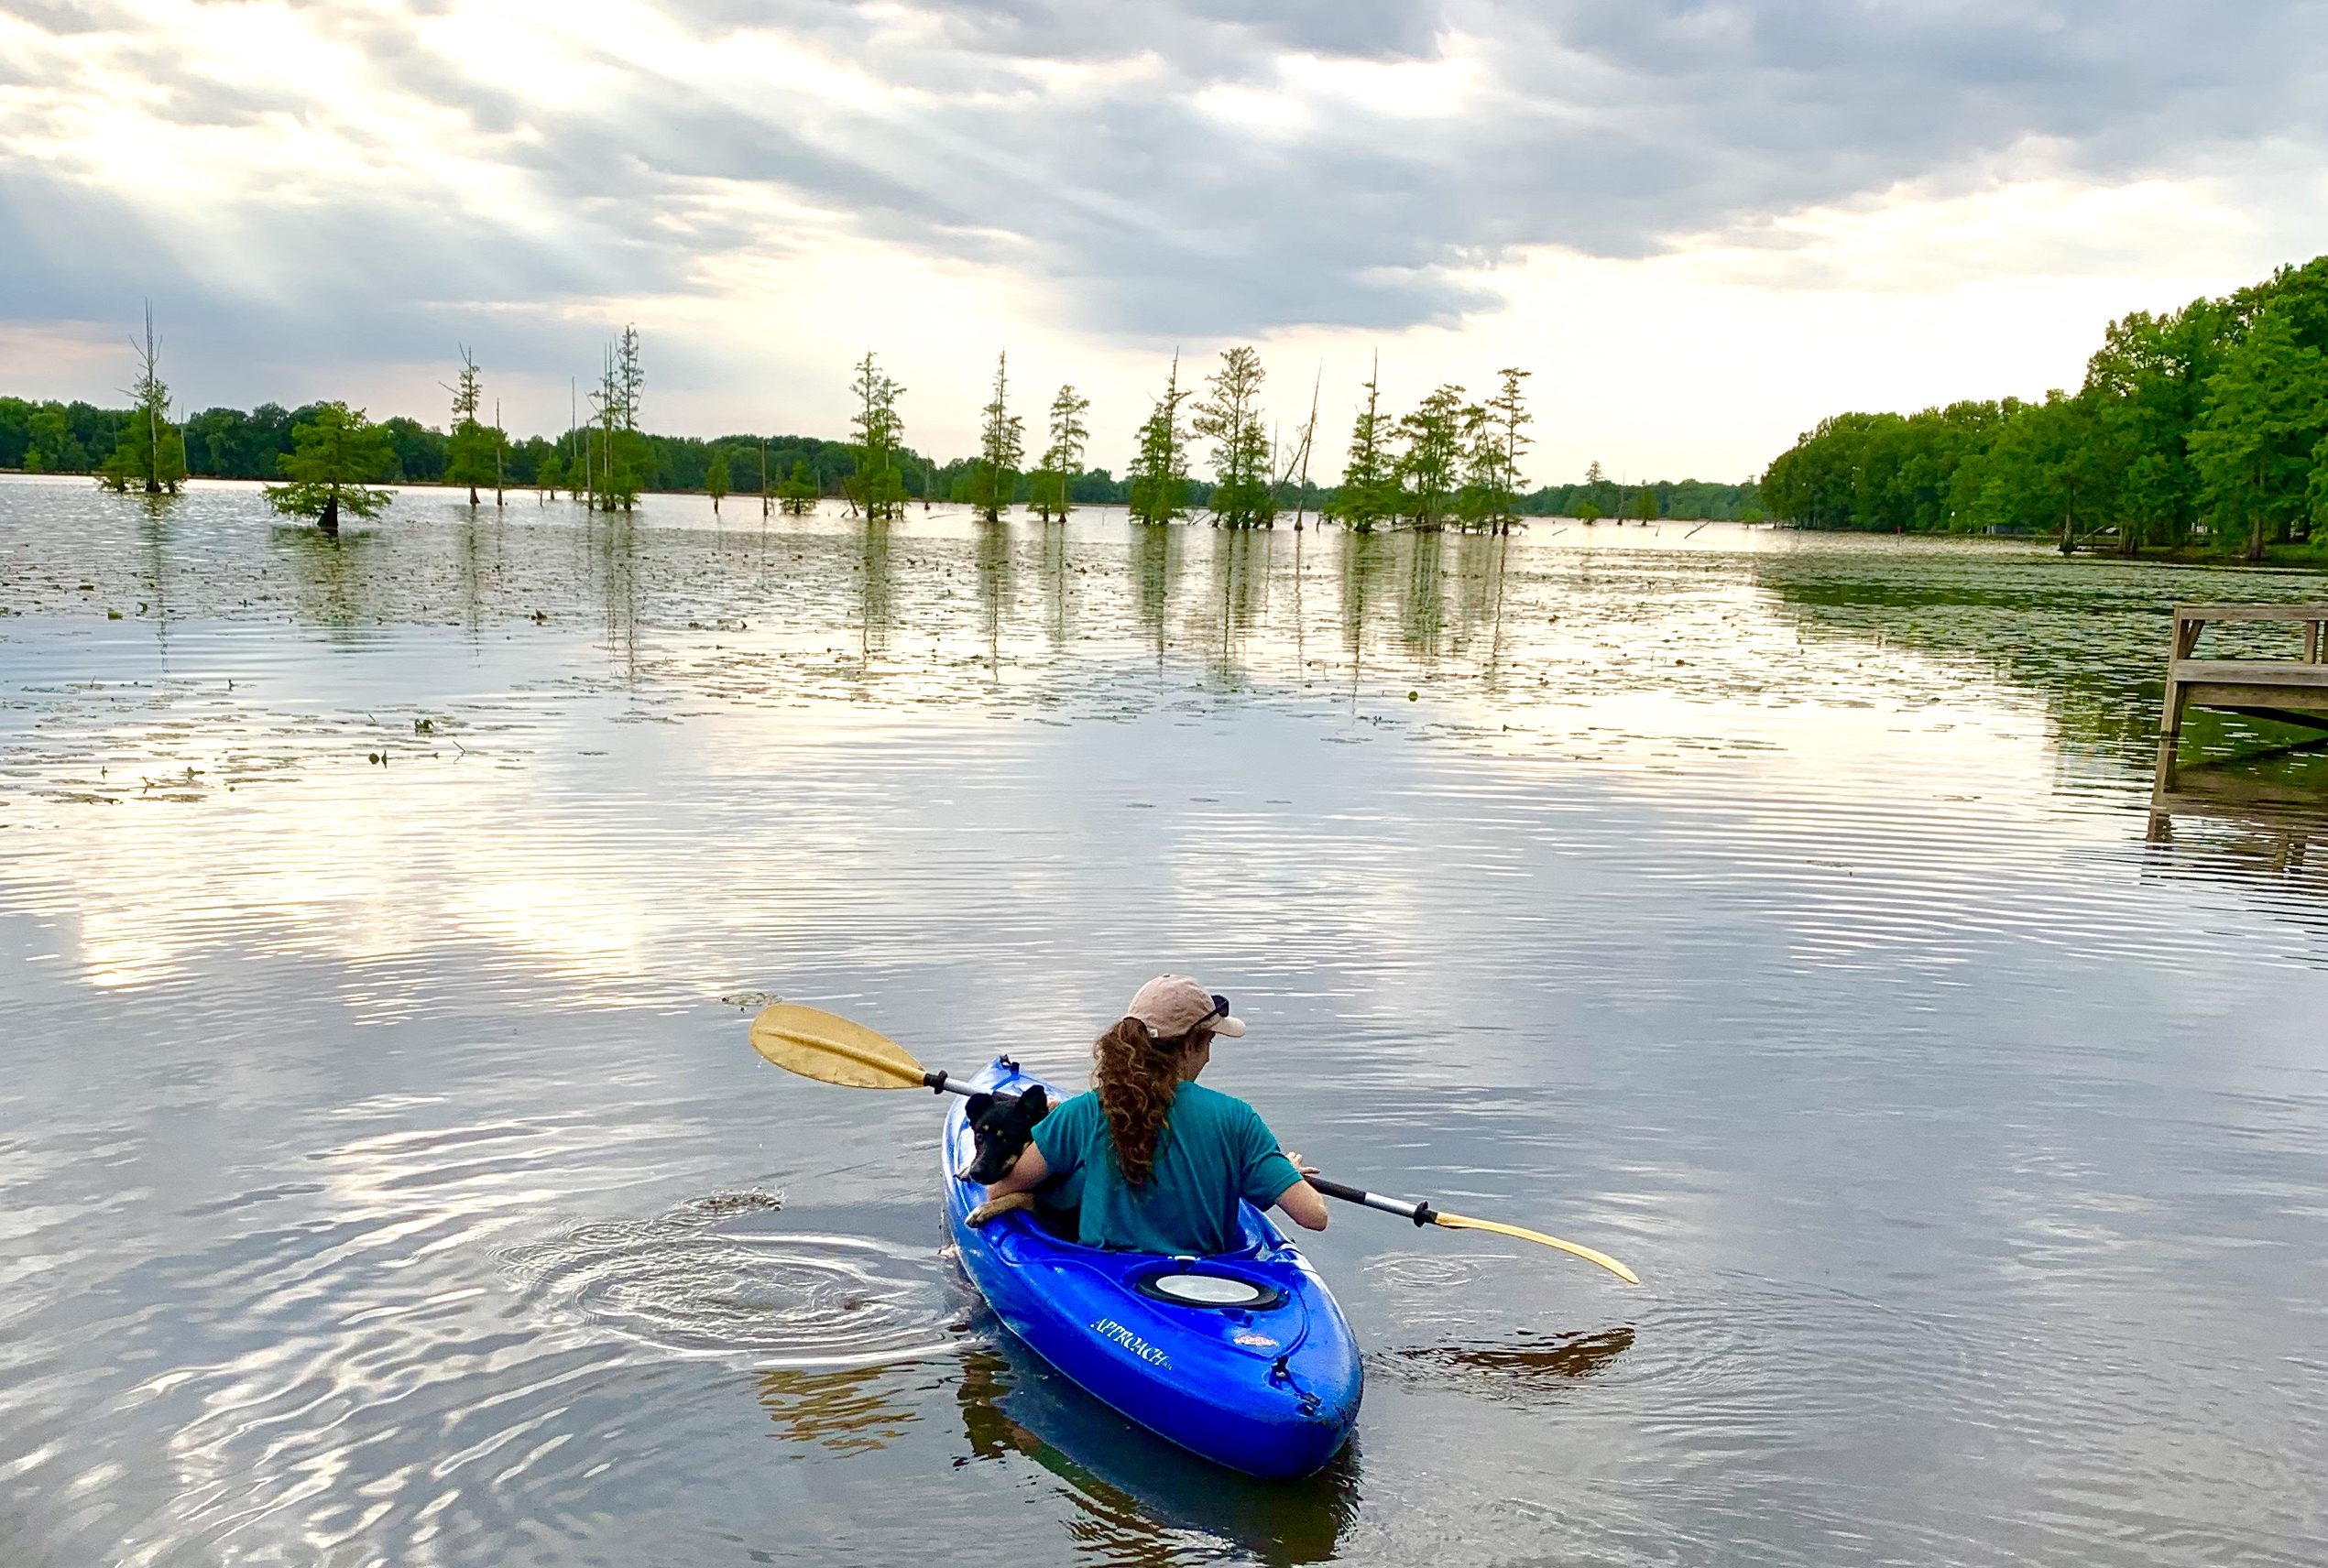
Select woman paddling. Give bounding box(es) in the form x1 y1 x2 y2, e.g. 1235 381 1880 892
979 975 1329 1253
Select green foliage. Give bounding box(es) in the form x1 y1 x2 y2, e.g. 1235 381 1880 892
178 402 294 478
1517 476 1758 521
2311 431 2328 532
377 417 447 482
1032 383 1090 521
848 351 908 520
705 448 731 510
968 351 1024 523
16 384 909 510
1193 345 1273 528
445 420 497 498
264 402 394 533
1457 367 1531 533
1127 354 1192 525
1765 253 2328 556
1326 361 1397 533
585 327 647 511
2080 300 2224 551
778 457 820 515
2189 306 2328 561
442 346 496 502
1949 392 2112 550
97 309 188 496
1623 486 1660 522
1394 384 1467 529
19 400 93 473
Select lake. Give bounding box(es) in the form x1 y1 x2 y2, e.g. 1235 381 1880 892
3 474 2324 1567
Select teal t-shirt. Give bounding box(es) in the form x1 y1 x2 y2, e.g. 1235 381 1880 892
1031 1083 1302 1256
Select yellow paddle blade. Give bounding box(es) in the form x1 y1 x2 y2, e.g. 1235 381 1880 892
1433 1211 1641 1285
749 1003 929 1090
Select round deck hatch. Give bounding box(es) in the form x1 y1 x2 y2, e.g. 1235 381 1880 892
1135 1271 1286 1310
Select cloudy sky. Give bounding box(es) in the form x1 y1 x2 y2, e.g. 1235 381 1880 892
3 1 2323 481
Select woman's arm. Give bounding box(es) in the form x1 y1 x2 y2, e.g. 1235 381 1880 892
984 1142 1051 1199
1273 1150 1328 1231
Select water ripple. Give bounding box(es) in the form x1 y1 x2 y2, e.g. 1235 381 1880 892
504 1192 964 1367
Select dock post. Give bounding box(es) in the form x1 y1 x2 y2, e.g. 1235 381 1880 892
2153 610 2201 795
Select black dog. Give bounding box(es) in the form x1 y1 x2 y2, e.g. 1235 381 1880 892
963 1085 1049 1184
961 1087 1076 1234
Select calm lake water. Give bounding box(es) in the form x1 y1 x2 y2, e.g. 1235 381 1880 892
3 474 2324 1567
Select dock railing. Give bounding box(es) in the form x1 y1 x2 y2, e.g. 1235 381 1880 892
2154 603 2328 792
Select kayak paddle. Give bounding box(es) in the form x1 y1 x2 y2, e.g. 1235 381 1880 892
749 1001 981 1095
749 1001 1640 1284
1304 1175 1640 1286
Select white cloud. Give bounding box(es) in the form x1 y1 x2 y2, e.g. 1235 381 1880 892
0 0 2322 479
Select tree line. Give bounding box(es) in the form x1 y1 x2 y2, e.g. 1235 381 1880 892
9 316 1771 530
1761 255 2328 560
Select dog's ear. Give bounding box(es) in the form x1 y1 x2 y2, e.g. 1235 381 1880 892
966 1093 994 1121
1018 1085 1049 1121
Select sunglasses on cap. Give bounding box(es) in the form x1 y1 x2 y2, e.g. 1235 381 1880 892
1150 995 1230 1046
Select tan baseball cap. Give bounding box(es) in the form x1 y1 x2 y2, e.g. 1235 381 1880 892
1126 975 1246 1040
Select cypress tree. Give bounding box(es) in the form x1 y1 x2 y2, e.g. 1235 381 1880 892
1482 367 1533 534
848 352 907 520
778 457 819 515
1193 346 1273 528
1033 383 1090 521
1327 354 1395 533
443 347 492 506
970 351 1025 524
264 402 394 535
1127 353 1192 525
98 305 188 495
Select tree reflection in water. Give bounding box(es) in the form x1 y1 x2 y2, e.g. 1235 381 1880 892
754 1364 923 1454
1385 1324 1636 1404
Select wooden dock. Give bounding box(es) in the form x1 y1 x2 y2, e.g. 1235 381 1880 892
2154 603 2328 793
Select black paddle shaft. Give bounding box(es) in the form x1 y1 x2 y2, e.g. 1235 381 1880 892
1306 1174 1437 1227
921 1067 1032 1104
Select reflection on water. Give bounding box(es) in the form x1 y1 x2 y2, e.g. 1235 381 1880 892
956 1338 1361 1567
1386 1324 1636 1401
858 517 893 659
1132 518 1179 652
4 477 2326 1565
759 1364 924 1454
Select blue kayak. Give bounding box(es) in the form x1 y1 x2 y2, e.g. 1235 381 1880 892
941 1057 1363 1479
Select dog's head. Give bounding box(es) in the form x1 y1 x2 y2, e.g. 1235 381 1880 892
962 1085 1050 1184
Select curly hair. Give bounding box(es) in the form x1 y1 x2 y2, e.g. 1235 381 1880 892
1092 1016 1211 1185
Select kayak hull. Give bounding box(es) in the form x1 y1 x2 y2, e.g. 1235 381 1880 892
942 1058 1362 1479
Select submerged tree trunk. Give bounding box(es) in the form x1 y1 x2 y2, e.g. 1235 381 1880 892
320 492 341 537
469 485 480 506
